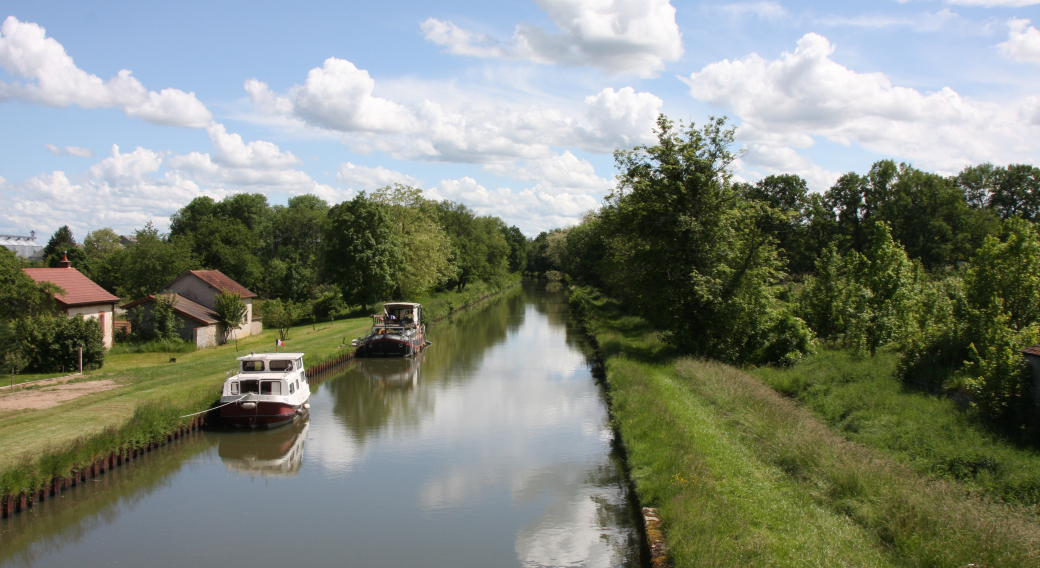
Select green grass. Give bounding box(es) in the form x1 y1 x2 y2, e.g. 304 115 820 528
0 278 520 496
583 290 1040 567
752 348 1040 507
109 338 198 355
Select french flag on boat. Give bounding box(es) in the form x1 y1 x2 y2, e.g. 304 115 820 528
276 339 284 346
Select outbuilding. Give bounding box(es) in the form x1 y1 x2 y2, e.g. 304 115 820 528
23 256 120 348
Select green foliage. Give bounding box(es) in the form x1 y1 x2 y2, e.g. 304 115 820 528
310 283 345 319
261 297 306 340
105 222 198 301
214 290 247 344
590 114 803 364
12 314 105 372
109 338 196 354
0 247 61 320
129 293 182 342
373 184 455 297
326 193 404 310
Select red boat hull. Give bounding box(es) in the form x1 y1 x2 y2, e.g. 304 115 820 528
221 400 308 428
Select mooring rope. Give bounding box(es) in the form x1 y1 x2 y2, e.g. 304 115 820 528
179 395 247 419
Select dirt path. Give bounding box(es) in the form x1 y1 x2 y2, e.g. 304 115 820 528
0 379 120 411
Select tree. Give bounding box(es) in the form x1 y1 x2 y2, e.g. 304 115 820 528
262 298 304 341
326 193 403 311
0 247 62 319
600 115 797 363
373 184 455 297
989 164 1040 222
109 223 198 301
214 290 247 347
42 225 89 271
504 225 527 273
736 174 812 273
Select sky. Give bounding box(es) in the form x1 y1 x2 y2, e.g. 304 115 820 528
1 0 1039 239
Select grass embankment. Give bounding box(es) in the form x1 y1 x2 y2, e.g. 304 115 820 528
752 350 1040 507
0 278 519 496
581 291 1040 566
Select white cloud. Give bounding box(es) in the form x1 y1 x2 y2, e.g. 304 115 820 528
484 151 613 194
421 0 684 77
247 59 660 164
0 16 211 128
682 32 1040 175
735 144 842 193
336 163 421 189
2 127 346 235
45 143 94 158
998 18 1040 64
816 9 960 32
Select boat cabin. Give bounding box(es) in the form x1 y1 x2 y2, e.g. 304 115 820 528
226 352 306 397
371 302 422 333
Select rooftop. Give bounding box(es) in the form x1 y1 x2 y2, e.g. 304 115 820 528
23 267 120 307
237 352 305 361
121 293 219 325
167 270 256 299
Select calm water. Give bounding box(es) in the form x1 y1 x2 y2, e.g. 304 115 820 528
0 282 645 568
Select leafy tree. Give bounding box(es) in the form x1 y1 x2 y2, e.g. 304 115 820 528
13 314 105 372
0 247 62 319
504 225 527 273
214 290 247 346
989 164 1040 222
268 195 330 299
262 298 305 341
326 193 403 310
600 115 797 363
83 228 123 257
127 293 181 341
737 174 812 273
110 222 198 301
373 184 455 297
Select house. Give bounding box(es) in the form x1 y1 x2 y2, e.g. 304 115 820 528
23 255 120 348
121 270 262 348
1 233 45 261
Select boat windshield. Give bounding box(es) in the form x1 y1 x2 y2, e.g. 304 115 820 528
269 360 294 372
242 361 264 372
240 380 260 393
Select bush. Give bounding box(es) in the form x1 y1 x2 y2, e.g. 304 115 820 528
13 314 105 372
109 338 196 354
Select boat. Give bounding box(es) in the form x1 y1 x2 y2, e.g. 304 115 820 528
219 419 309 477
220 352 311 428
354 302 428 357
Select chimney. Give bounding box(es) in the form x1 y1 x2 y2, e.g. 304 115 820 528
58 252 71 269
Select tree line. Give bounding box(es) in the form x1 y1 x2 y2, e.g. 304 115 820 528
3 184 529 372
540 115 1040 425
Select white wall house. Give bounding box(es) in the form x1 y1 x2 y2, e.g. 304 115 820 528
23 257 120 348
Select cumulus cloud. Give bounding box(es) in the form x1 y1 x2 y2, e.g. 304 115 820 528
421 0 683 77
682 32 1040 176
998 18 1040 64
718 2 787 20
336 162 421 189
2 126 344 235
247 58 660 164
0 16 211 128
45 143 94 158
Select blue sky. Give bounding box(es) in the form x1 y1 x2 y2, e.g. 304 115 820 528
2 0 1039 238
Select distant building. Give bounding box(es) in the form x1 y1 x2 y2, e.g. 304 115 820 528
119 234 136 247
122 270 261 348
1 233 45 261
23 256 120 348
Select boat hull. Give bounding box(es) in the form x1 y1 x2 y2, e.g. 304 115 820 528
221 399 309 428
356 334 425 358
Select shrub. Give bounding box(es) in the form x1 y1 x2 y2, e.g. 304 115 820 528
13 314 105 372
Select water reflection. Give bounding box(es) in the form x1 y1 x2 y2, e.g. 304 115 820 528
217 419 309 477
1 282 645 568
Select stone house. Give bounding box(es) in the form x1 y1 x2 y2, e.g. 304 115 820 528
121 270 261 348
23 256 120 348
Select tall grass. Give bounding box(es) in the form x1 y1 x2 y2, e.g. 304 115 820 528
752 349 1040 507
584 290 1040 566
109 338 197 355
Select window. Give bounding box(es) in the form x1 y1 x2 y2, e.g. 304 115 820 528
240 380 260 393
289 382 295 394
269 360 293 372
242 361 264 372
295 379 300 390
261 381 282 395
230 382 239 395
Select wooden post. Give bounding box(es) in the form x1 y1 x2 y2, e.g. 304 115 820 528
78 346 83 374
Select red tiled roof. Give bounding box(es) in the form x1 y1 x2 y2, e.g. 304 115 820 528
122 293 219 325
23 267 119 307
1021 345 1040 357
167 270 256 299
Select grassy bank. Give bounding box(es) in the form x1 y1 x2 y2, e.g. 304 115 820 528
752 349 1040 507
580 290 1040 566
0 278 519 497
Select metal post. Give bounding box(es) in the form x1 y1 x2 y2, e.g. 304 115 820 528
78 347 83 374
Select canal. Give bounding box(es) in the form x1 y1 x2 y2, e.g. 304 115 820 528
0 282 646 567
